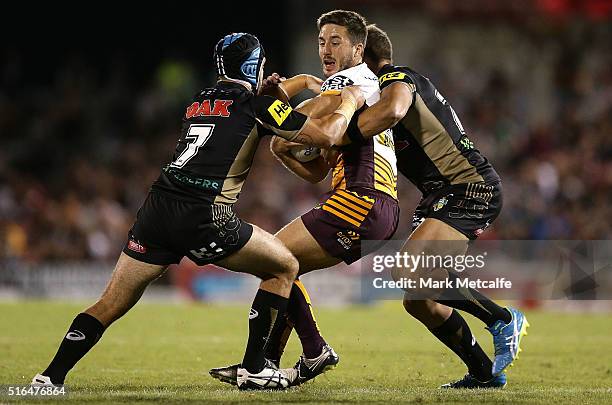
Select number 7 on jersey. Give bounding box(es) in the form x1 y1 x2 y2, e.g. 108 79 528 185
171 124 215 168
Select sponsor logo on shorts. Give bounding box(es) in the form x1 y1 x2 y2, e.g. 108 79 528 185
127 240 146 254
66 330 86 341
433 196 450 212
267 100 292 126
336 230 360 250
190 242 225 260
473 220 491 238
249 308 258 319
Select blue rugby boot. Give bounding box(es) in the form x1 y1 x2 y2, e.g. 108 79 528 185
487 307 529 376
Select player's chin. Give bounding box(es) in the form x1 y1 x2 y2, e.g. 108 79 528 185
322 63 338 77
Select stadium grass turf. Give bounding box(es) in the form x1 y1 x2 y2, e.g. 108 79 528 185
1 301 611 404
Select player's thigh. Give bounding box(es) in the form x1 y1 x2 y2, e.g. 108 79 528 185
216 224 298 280
100 252 167 301
275 217 341 274
409 217 469 242
394 218 468 296
88 252 167 325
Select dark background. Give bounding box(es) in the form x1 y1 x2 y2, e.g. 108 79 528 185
1 1 611 262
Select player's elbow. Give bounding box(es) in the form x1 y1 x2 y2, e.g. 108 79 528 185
387 104 407 125
269 136 284 157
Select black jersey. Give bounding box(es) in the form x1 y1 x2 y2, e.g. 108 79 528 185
152 81 308 204
377 64 500 195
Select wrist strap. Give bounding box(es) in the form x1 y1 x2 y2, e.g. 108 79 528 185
333 98 357 123
347 106 366 143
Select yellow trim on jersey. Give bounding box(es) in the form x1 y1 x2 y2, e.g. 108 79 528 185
321 90 341 96
374 174 397 197
331 155 346 189
267 99 293 126
374 161 394 182
373 153 398 199
379 71 407 85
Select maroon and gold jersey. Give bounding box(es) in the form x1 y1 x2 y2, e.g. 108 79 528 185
320 63 398 199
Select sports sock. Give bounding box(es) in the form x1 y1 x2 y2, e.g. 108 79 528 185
287 280 326 358
435 272 511 326
42 313 105 384
264 313 294 366
430 310 493 382
242 288 288 373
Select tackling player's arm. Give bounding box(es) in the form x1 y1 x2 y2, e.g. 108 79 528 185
340 70 415 145
255 86 364 149
268 87 362 183
260 73 323 103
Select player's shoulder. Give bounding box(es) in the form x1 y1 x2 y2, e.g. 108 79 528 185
377 64 417 90
252 94 291 115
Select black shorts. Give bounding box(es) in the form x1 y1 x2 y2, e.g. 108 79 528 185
301 188 400 264
123 192 253 266
412 182 503 240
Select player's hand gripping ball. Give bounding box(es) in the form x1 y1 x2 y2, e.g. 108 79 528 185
290 145 321 162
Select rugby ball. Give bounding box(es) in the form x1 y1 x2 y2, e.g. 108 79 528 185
290 145 321 162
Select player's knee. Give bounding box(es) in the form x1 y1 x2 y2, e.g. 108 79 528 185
277 252 299 282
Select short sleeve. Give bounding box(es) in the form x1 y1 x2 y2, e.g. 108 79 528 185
252 95 309 140
378 68 415 91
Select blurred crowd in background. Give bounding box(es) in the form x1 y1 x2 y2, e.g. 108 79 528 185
1 2 610 263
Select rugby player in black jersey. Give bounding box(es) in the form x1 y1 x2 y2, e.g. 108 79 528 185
344 24 529 389
212 20 529 389
31 33 365 391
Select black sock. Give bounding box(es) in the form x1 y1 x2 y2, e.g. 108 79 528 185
287 280 326 358
436 272 511 327
430 310 493 382
42 313 105 384
264 313 294 366
242 289 288 373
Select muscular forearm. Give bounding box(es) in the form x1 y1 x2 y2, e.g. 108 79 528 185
339 82 413 145
356 98 403 137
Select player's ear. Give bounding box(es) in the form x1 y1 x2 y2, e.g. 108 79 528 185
354 43 364 60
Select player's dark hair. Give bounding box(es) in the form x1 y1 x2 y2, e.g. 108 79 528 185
364 24 393 62
317 10 367 46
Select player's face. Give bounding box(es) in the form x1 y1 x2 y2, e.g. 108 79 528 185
318 24 362 77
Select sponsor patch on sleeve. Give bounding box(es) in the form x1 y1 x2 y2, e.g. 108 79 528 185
267 99 293 126
379 71 407 85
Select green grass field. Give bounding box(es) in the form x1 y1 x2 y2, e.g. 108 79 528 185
1 301 611 404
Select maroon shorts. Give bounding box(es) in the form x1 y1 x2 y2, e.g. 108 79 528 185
301 188 400 264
